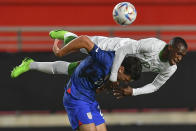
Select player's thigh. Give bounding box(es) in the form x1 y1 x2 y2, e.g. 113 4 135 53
96 123 107 131
63 94 95 130
79 123 96 131
90 101 106 130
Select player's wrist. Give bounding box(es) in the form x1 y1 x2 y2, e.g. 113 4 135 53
132 88 138 96
109 72 118 82
127 87 133 96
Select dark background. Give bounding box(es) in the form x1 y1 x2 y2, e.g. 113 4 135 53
1 51 195 111
1 0 196 130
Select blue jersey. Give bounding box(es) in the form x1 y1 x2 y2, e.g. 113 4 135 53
65 44 115 103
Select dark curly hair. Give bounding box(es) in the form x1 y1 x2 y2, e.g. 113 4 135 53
121 56 142 81
170 37 188 49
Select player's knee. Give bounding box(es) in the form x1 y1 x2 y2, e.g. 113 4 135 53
79 35 89 45
52 62 58 74
52 61 64 74
79 35 88 40
79 123 97 131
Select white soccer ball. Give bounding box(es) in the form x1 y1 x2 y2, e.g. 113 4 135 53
113 2 137 25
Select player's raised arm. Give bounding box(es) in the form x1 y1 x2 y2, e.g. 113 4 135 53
52 35 94 57
109 42 139 87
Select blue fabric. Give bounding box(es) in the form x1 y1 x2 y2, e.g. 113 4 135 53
63 44 114 130
65 44 115 103
63 92 105 130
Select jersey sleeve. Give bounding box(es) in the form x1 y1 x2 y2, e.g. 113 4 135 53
132 65 177 96
109 42 140 82
89 44 114 67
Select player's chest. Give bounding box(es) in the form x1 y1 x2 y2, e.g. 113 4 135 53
136 53 165 73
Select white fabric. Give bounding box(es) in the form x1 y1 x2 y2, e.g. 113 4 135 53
64 32 78 39
88 36 137 51
132 65 177 96
88 36 177 96
30 61 70 75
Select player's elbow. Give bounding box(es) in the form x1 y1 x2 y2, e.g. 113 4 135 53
79 35 89 43
79 35 94 51
152 84 161 93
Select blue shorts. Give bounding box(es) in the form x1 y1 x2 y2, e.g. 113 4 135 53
63 92 105 130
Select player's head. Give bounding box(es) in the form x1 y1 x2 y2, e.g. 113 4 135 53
167 37 188 65
117 56 142 82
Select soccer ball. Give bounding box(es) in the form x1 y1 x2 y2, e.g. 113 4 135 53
113 2 137 25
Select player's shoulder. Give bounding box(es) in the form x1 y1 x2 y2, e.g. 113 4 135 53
138 37 166 52
140 37 166 45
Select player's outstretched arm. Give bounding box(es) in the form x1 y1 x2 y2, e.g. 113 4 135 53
109 43 137 88
113 66 177 97
132 66 177 96
52 36 94 57
109 41 144 88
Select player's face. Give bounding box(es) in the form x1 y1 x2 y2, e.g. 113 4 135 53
168 44 187 65
117 66 131 82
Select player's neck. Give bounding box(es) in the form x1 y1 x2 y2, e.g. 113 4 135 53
159 45 169 62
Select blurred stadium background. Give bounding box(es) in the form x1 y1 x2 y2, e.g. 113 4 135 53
0 0 196 130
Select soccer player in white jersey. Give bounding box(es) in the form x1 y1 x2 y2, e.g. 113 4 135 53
48 29 188 97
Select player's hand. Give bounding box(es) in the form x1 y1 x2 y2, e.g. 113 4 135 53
108 81 119 89
95 80 111 94
53 39 61 57
96 86 106 94
112 86 133 99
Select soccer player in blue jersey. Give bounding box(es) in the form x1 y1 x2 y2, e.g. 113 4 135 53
52 38 142 131
11 44 142 131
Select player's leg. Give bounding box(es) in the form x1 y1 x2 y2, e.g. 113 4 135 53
63 92 97 131
79 123 97 131
30 61 72 74
11 58 79 78
49 29 78 45
11 58 34 78
30 61 79 75
96 123 107 131
91 101 107 131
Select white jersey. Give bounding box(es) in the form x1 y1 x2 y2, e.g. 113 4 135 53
88 36 137 51
88 36 177 96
